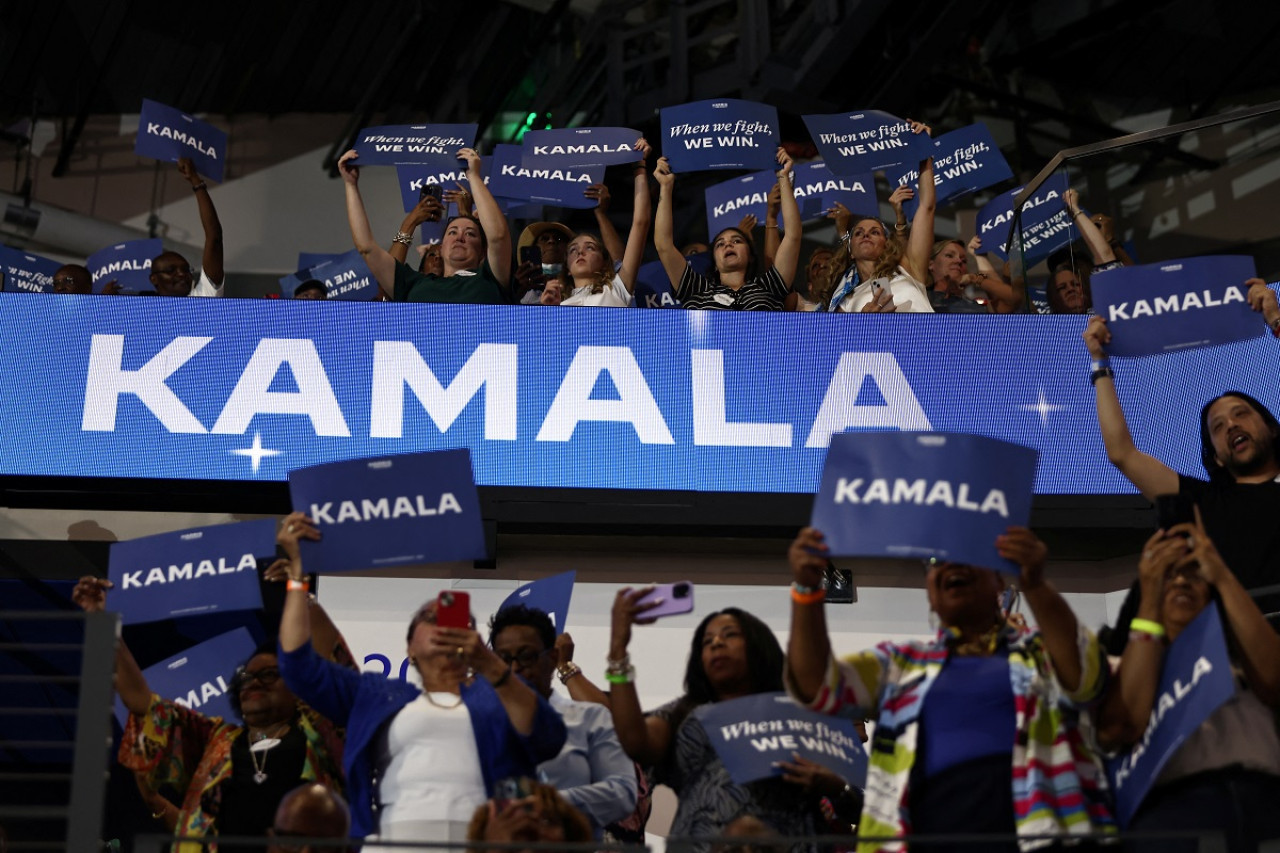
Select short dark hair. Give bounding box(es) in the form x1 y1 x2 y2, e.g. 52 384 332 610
294 279 326 298
444 215 488 256
1199 391 1280 483
487 603 555 650
227 642 279 719
685 608 783 706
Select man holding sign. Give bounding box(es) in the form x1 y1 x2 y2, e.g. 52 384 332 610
787 521 1116 849
148 158 225 298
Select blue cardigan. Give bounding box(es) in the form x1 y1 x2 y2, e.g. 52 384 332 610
279 641 566 838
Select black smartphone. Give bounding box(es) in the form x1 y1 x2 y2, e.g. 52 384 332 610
419 183 442 201
520 246 541 268
1155 493 1194 531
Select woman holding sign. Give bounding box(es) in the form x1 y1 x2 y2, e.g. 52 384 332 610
338 147 511 304
787 526 1115 851
653 146 802 310
1096 510 1280 852
606 593 852 846
825 122 936 313
275 514 565 843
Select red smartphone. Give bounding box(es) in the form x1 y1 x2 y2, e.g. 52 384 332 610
635 582 695 619
436 590 471 629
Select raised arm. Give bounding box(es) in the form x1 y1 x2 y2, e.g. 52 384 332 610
554 633 612 708
605 587 672 767
177 158 224 287
338 150 396 297
588 184 626 266
762 183 781 270
652 157 688 288
1064 189 1116 266
772 148 802 289
1083 317 1180 499
900 122 936 284
72 576 150 716
616 138 653 293
458 147 511 286
389 195 445 265
786 528 834 704
1246 277 1280 337
967 235 1022 313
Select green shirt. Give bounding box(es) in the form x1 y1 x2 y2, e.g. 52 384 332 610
393 259 507 304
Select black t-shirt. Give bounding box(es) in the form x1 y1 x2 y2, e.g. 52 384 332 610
218 724 308 848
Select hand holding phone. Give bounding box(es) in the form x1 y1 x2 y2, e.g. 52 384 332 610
435 590 471 629
634 581 695 619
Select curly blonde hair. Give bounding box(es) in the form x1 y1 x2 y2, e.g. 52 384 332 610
830 217 906 285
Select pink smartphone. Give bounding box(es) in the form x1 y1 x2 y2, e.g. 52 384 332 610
635 582 695 619
436 590 471 629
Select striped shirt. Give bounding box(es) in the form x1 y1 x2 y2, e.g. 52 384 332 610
676 264 788 311
788 624 1115 852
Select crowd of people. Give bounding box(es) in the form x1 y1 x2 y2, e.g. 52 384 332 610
16 133 1279 323
58 330 1280 851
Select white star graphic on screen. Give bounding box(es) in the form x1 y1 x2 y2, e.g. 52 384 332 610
230 432 282 474
1019 386 1065 427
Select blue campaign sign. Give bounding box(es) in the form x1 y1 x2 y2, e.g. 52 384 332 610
811 432 1038 573
660 99 779 173
5 293 1280 497
278 249 380 301
705 169 776 237
86 239 163 294
487 144 603 209
499 570 576 632
288 449 486 573
789 161 878 221
114 627 256 728
107 519 276 625
135 100 228 183
696 692 868 786
633 258 684 309
394 160 489 215
975 172 1072 265
520 127 641 169
1091 255 1260 357
890 124 1014 219
1107 606 1235 827
351 124 477 168
803 110 932 175
0 245 60 293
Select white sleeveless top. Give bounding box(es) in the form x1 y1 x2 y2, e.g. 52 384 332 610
835 265 934 313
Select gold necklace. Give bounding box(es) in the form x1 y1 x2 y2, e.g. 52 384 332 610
423 690 463 710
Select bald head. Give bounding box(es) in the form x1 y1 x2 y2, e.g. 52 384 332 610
269 784 349 853
52 264 92 295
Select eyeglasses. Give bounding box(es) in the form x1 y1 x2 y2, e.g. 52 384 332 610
494 648 549 670
51 276 80 287
232 666 281 690
153 264 192 277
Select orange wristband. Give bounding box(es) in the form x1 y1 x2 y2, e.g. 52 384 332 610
791 585 826 605
286 578 310 593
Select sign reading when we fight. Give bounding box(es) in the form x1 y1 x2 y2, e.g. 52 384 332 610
108 519 277 625
352 124 478 169
278 248 379 301
811 431 1037 574
135 100 228 183
1090 256 1261 357
0 245 59 293
889 123 1014 218
660 99 779 172
803 110 932 175
975 172 1072 265
288 449 486 573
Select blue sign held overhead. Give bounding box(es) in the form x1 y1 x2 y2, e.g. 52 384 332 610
520 127 641 169
890 123 1014 219
0 246 60 293
135 99 228 183
487 144 604 209
789 161 878 222
278 249 380 301
108 519 276 625
660 99 779 173
114 627 257 727
499 570 576 632
1106 606 1235 827
351 124 477 168
1091 255 1260 357
86 238 163 294
288 449 487 574
803 110 932 175
811 431 1038 573
697 692 868 786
